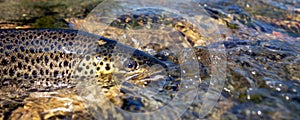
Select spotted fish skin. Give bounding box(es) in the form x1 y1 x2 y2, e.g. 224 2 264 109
0 29 166 92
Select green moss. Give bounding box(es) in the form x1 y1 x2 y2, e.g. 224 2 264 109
238 93 264 103
226 21 239 29
32 16 69 28
249 94 264 103
238 93 247 102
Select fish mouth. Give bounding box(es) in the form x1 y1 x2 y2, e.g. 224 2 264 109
121 64 168 86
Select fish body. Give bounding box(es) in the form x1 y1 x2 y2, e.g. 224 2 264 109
0 29 166 92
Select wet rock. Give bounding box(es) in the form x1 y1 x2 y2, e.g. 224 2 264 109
0 0 103 28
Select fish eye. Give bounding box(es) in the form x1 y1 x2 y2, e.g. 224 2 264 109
96 55 102 60
123 58 138 71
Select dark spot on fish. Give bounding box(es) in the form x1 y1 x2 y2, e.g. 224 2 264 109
52 36 57 40
86 56 90 61
59 62 63 68
29 48 35 53
9 69 14 77
44 47 49 51
58 45 62 50
50 63 53 69
32 70 38 78
1 58 8 66
17 72 21 77
3 68 7 75
38 48 43 53
10 56 16 63
14 48 18 52
31 59 35 65
46 69 49 75
24 73 29 79
62 71 65 77
35 40 39 45
54 55 59 61
50 53 54 59
6 45 12 50
78 67 83 72
54 71 59 77
50 44 55 50
105 64 110 71
63 61 69 67
36 57 41 63
20 46 25 52
27 66 32 71
17 53 24 59
40 69 44 76
17 62 22 69
25 56 29 63
21 37 25 41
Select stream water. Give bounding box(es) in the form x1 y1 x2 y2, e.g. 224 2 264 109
0 0 299 119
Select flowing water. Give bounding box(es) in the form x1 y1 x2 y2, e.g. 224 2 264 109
0 0 299 119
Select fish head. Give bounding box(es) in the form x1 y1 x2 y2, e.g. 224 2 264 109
75 38 168 88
